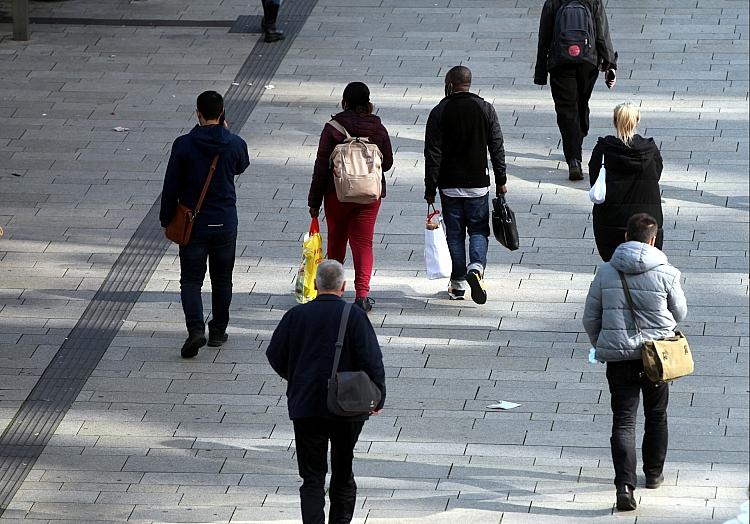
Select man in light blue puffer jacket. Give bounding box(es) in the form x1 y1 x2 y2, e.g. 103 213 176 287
583 213 687 512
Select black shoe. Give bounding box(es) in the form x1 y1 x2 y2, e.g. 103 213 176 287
645 473 664 489
616 483 637 511
181 331 206 359
264 26 285 42
354 297 374 313
466 269 487 305
207 330 228 347
568 159 583 181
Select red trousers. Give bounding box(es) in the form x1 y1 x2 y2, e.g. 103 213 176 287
324 193 381 299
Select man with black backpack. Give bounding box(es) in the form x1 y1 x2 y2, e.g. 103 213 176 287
534 0 618 181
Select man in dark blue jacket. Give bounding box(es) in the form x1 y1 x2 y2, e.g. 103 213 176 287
266 260 385 524
160 91 250 358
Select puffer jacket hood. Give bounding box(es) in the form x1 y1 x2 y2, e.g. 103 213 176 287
609 240 669 276
582 242 688 362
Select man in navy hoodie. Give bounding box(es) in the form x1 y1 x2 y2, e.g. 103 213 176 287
160 91 250 358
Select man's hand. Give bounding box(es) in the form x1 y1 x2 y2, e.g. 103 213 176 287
369 409 382 416
425 195 435 205
309 207 320 218
496 185 508 196
162 226 168 239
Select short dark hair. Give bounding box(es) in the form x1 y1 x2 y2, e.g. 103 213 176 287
627 213 658 243
445 65 471 86
197 91 224 120
342 82 372 115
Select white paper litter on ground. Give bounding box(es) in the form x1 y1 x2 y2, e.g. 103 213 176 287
112 126 129 132
264 84 275 90
486 401 520 410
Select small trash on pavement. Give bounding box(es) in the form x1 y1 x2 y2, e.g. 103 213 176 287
112 126 129 132
486 401 520 410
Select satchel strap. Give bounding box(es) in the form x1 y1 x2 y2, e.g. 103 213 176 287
330 302 353 379
193 154 220 219
618 271 642 334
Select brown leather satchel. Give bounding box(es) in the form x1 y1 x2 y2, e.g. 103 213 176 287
165 154 220 246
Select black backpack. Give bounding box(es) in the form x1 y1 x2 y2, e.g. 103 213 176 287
552 0 596 65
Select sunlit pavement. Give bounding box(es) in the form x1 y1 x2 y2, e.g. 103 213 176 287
0 0 748 522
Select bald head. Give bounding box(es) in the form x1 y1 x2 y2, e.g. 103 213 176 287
445 65 472 94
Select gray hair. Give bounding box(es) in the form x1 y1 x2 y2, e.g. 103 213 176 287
315 260 345 292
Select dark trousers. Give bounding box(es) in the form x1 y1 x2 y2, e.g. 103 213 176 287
293 418 365 524
549 64 599 163
606 359 669 489
178 230 237 334
439 192 490 287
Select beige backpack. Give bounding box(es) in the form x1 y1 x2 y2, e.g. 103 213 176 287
327 120 383 204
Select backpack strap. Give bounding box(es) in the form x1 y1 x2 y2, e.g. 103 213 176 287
327 120 353 140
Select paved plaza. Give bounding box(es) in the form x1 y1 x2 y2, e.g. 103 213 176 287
0 0 748 522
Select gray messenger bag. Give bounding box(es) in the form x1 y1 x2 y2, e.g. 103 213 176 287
326 302 382 416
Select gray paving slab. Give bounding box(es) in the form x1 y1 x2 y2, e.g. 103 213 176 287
0 0 748 522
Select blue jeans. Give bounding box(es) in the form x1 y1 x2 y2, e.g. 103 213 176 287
439 192 490 289
179 231 237 334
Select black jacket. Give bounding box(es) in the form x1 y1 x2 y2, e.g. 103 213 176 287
589 135 664 261
424 91 506 199
266 294 386 421
534 0 617 85
159 124 250 236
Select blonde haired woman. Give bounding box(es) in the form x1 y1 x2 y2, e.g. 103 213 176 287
589 103 664 261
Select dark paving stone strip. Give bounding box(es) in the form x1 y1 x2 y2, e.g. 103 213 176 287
0 0 318 514
0 16 237 27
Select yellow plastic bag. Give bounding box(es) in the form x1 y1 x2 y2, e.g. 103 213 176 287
295 218 324 304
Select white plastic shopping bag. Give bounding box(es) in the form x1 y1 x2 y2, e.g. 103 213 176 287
589 161 606 204
424 206 451 280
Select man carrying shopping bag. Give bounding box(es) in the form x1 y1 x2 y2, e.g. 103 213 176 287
424 66 508 303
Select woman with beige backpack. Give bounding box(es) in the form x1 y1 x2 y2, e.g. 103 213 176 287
307 82 394 312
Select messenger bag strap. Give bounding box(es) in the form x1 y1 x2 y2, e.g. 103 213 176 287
193 154 220 219
618 271 642 335
330 302 353 380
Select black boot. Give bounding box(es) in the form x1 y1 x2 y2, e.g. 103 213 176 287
181 330 206 359
616 483 637 511
262 2 285 42
568 159 583 181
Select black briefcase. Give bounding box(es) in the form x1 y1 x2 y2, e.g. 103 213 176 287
492 195 519 251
